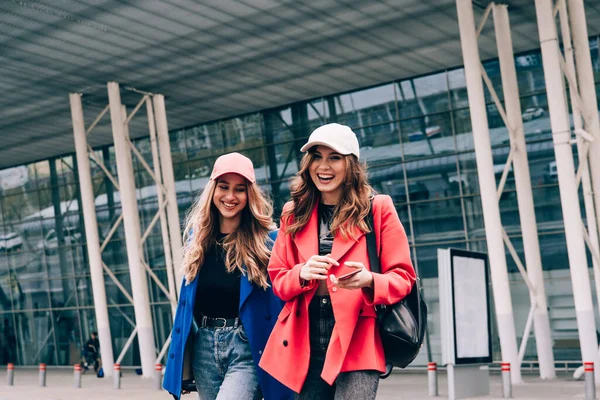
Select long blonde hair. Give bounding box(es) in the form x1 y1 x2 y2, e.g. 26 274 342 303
284 150 373 239
182 178 276 288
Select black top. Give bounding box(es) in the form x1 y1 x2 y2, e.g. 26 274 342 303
85 337 99 353
194 233 241 321
318 203 335 256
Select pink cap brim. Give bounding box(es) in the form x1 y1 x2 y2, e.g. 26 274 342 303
210 171 255 184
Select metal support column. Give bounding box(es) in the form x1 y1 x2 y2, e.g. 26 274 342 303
456 0 521 383
568 0 600 250
152 94 184 291
146 98 177 315
107 82 156 378
559 0 600 332
69 93 115 377
493 3 555 379
534 0 599 378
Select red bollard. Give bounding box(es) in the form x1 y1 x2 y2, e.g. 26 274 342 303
74 364 82 388
7 363 14 386
155 363 163 390
584 362 595 400
428 362 438 396
501 362 512 398
39 363 46 387
114 363 121 389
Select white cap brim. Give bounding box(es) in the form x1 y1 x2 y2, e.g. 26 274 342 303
300 141 352 155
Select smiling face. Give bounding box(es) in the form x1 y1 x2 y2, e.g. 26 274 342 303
309 145 347 205
212 173 248 232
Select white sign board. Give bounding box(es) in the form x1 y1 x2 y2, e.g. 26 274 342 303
439 248 492 366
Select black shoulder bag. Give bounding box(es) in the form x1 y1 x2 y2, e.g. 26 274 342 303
366 205 428 378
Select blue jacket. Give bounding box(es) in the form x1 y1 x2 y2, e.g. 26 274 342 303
163 230 293 400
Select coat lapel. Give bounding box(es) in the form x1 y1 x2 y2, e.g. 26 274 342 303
294 205 319 262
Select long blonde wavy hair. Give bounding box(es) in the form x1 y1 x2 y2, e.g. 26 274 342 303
182 178 276 288
284 149 374 239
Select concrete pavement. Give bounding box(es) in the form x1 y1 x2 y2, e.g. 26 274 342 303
0 367 587 399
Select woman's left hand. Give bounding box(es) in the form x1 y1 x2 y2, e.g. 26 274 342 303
330 261 374 290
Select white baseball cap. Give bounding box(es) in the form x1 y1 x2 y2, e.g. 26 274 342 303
300 123 360 159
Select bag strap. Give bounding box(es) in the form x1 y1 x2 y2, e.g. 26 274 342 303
366 198 380 274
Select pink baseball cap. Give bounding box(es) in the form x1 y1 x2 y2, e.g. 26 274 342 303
210 152 256 183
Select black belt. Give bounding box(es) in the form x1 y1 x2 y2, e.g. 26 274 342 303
198 315 240 329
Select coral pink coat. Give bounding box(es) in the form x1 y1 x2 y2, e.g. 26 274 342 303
258 195 416 393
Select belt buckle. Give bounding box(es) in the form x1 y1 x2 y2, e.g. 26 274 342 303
214 317 227 328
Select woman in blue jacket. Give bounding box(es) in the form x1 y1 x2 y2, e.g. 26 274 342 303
163 152 292 400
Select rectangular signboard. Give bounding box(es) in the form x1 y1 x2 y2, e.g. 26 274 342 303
439 248 492 365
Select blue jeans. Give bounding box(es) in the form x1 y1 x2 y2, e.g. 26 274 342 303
192 323 261 400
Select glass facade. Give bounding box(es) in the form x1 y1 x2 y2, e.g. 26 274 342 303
1 37 600 367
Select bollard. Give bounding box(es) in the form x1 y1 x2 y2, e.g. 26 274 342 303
114 364 121 389
74 364 82 388
501 362 512 398
7 363 14 386
585 362 596 400
155 363 163 390
39 363 46 387
428 362 438 396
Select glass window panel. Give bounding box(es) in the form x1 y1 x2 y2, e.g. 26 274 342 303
452 108 473 151
481 60 504 104
105 270 133 306
333 84 396 138
399 113 454 158
0 316 18 363
185 125 214 159
53 309 82 365
13 309 57 364
56 156 76 186
169 127 188 163
413 244 442 279
515 52 545 96
148 268 171 304
108 305 138 366
539 232 570 271
463 195 485 240
307 98 327 125
411 72 451 113
411 199 466 245
0 165 34 195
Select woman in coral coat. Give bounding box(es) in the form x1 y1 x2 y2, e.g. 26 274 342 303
259 123 416 399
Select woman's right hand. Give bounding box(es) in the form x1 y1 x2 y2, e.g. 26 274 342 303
300 254 339 281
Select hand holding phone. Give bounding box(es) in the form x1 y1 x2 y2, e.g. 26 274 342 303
337 268 362 281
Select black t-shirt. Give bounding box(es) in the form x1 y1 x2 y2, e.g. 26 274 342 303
318 203 335 256
194 233 241 321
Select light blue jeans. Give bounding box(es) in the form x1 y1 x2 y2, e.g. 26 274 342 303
192 324 261 400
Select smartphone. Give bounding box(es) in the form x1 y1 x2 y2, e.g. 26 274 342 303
337 269 361 281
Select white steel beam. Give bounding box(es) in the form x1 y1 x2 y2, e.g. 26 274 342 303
534 0 599 379
147 98 177 316
559 0 600 339
568 0 600 244
69 93 115 377
107 82 156 378
456 0 521 383
153 94 184 292
493 4 555 379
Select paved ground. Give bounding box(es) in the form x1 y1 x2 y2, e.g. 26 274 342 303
0 367 589 399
